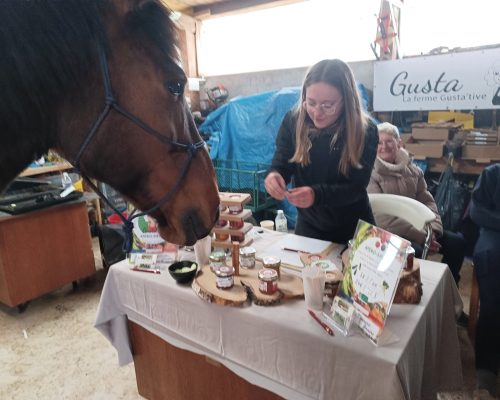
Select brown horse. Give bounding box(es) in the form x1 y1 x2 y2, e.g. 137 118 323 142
0 0 219 245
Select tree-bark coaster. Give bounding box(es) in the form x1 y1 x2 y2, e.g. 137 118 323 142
393 259 422 304
192 263 304 307
238 264 304 306
192 266 248 306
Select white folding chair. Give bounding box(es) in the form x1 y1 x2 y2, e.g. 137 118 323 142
368 193 436 259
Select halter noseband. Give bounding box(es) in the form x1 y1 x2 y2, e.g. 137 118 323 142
73 46 205 251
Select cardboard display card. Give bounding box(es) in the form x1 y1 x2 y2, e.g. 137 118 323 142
128 214 178 269
336 220 410 344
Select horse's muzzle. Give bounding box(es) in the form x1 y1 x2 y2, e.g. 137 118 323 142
182 207 218 246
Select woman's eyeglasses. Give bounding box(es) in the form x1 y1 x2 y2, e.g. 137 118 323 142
303 100 338 116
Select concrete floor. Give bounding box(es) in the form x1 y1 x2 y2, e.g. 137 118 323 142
0 239 498 399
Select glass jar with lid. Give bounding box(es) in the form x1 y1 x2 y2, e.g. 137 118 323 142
258 268 278 294
228 204 243 214
230 220 244 229
262 255 281 277
215 232 229 241
209 251 226 272
239 246 256 269
215 266 235 289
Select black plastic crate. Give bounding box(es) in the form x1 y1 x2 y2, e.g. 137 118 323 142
213 160 275 213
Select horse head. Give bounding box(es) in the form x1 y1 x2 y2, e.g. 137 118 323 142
0 0 219 245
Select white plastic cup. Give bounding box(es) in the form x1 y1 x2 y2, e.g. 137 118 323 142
260 220 274 230
194 235 212 267
303 267 326 311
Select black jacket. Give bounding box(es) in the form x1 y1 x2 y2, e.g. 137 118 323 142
269 111 378 243
470 163 500 232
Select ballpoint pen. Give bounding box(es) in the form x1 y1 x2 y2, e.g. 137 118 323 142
308 309 334 336
131 267 161 274
282 247 310 254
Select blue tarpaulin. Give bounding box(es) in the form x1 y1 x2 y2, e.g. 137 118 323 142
200 87 301 225
201 87 301 163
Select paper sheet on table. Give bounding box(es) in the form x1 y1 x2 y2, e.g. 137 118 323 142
257 234 332 268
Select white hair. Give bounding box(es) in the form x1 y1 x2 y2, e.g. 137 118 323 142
377 122 400 139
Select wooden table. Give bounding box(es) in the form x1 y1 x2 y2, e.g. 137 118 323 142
0 200 96 308
18 162 103 225
95 233 463 400
19 162 73 177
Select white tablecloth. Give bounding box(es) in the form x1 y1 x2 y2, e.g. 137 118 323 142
95 234 463 400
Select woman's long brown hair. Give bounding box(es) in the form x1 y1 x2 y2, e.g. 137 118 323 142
290 59 369 177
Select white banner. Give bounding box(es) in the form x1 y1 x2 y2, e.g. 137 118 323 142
374 47 500 111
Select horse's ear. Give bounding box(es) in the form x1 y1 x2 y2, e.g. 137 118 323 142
112 0 150 17
112 0 168 16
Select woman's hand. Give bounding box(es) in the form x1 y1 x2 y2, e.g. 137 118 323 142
428 232 442 254
265 172 287 200
287 186 315 208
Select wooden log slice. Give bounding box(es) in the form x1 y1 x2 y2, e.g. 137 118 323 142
192 266 248 306
238 262 304 306
192 263 304 307
393 259 423 304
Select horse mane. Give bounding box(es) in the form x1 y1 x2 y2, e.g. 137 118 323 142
0 0 177 182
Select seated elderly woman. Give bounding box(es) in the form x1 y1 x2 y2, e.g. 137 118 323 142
368 122 466 285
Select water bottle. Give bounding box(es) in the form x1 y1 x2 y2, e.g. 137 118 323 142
275 210 288 233
61 172 73 189
60 172 75 198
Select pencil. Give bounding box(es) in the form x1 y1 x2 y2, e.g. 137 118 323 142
282 247 310 254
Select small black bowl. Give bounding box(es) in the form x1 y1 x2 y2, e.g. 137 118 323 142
168 260 198 284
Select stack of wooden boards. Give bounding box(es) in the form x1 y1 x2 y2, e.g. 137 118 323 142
403 122 500 162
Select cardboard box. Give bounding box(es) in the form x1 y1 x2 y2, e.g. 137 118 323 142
463 129 498 145
428 111 474 129
404 137 445 159
400 133 412 144
411 122 462 141
462 144 500 160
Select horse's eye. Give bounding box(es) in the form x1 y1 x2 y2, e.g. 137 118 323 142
166 80 185 96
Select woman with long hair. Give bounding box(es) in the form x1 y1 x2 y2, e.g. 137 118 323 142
264 59 378 244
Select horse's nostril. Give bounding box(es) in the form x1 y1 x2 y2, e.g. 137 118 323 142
214 206 220 224
183 209 213 240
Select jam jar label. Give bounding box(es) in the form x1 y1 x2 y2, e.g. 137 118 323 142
216 275 234 289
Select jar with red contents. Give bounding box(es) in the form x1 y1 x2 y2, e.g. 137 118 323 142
215 232 229 241
258 268 278 294
215 218 228 228
215 205 228 228
230 220 244 229
230 233 245 242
